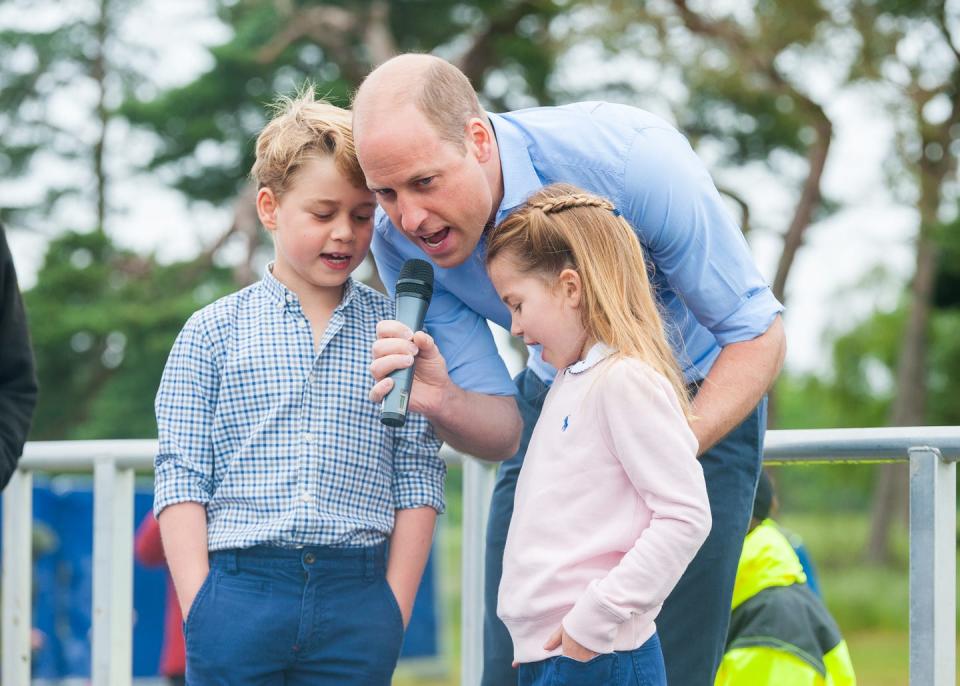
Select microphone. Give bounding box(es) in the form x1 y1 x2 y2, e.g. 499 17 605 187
380 258 435 427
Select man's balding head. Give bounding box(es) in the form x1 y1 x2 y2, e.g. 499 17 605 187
353 54 486 152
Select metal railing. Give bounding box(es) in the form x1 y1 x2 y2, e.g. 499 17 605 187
3 427 959 685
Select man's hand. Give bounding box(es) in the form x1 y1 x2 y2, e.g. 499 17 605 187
177 567 210 619
369 320 451 416
544 626 599 662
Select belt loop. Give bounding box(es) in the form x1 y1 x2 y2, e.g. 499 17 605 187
223 549 238 574
365 545 376 580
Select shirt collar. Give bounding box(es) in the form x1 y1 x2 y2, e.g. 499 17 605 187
566 342 617 375
488 112 543 225
261 262 357 312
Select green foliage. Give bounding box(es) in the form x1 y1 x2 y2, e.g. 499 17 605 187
122 0 563 207
24 230 235 439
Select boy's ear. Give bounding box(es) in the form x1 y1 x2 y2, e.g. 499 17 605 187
466 117 494 163
558 268 582 308
256 187 279 232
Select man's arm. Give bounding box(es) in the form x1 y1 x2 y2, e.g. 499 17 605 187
158 502 209 618
370 322 521 460
691 316 786 454
387 506 437 627
0 225 38 490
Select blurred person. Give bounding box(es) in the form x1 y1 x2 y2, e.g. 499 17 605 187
134 512 185 686
352 53 786 686
488 185 711 686
0 223 38 490
715 471 856 685
153 90 445 685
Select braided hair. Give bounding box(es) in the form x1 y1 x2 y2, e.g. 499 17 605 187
486 183 691 417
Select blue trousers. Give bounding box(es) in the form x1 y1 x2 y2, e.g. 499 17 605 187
184 543 404 685
483 369 765 686
519 634 666 686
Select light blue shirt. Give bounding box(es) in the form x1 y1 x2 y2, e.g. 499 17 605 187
371 102 784 396
154 267 445 550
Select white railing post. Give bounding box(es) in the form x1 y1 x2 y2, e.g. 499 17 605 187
92 460 135 686
908 446 956 686
2 469 33 685
461 458 495 686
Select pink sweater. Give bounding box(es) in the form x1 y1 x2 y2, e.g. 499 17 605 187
497 345 712 663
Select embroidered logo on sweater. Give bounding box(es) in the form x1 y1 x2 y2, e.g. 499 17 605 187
562 415 570 432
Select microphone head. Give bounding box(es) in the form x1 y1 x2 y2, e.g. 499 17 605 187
395 258 434 301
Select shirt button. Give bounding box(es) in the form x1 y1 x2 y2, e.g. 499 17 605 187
298 319 307 328
303 553 316 565
285 293 294 303
301 491 313 503
302 432 315 443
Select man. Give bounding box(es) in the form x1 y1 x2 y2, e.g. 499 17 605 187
0 223 38 491
353 54 786 685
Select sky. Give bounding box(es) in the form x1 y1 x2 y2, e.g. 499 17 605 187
3 1 923 377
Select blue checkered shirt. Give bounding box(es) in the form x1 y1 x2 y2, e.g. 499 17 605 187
153 267 446 550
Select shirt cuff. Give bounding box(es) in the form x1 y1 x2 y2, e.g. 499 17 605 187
152 457 212 517
711 287 784 347
392 468 447 514
562 581 626 655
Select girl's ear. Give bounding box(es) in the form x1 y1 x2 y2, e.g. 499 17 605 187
558 268 583 308
256 187 280 232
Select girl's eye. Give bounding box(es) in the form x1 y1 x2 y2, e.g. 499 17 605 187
513 303 522 313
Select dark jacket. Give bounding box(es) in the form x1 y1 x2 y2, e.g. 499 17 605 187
0 224 38 489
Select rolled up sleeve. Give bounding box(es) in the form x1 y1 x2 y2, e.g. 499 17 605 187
153 314 219 516
391 412 446 513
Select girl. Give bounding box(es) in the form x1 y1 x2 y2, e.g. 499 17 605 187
486 183 712 686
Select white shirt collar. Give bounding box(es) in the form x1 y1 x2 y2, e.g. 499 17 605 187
566 342 617 375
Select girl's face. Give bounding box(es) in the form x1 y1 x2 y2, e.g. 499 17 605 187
488 253 589 369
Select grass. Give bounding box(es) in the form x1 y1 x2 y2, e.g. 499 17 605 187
393 474 955 685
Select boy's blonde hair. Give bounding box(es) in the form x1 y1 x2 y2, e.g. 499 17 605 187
487 183 691 417
251 88 365 195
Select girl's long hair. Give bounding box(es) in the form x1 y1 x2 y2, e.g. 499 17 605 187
486 183 691 418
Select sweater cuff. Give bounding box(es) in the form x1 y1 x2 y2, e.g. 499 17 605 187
562 581 625 655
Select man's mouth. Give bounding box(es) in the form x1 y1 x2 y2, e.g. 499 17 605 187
421 227 450 249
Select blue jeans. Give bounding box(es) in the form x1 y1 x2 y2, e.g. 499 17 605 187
519 634 666 686
483 369 765 686
184 543 404 685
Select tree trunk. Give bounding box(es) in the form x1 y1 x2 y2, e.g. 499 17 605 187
92 0 110 233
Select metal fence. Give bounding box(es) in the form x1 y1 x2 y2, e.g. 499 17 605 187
3 427 959 685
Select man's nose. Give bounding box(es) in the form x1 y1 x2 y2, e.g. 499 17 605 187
398 195 428 234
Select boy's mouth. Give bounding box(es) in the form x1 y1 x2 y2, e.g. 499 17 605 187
320 252 352 270
421 227 451 250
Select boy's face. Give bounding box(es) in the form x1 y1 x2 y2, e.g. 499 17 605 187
258 155 375 299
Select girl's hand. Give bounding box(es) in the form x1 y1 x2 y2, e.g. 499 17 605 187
544 626 599 662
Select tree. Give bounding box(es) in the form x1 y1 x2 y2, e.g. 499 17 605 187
122 0 566 285
0 0 138 234
846 0 960 562
24 230 235 440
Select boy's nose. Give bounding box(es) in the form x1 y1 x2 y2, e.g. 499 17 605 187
330 220 354 242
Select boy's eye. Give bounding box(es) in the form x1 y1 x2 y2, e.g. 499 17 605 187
313 212 333 221
354 214 372 223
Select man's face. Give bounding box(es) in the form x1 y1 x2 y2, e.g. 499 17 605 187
356 104 496 269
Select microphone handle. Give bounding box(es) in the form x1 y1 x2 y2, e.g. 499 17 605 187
381 294 430 427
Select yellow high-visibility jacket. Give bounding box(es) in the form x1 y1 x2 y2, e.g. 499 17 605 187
715 519 856 686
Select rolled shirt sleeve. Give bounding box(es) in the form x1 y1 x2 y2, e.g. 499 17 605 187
153 313 219 516
391 411 446 513
621 124 783 348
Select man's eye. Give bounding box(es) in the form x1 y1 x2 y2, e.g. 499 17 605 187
374 188 395 198
415 177 435 187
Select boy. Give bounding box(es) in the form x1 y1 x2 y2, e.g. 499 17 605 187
153 91 445 685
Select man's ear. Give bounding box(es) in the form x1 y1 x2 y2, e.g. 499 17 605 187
256 187 279 232
466 117 494 163
558 268 583 308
